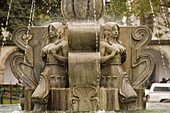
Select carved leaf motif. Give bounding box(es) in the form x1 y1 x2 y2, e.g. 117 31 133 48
131 26 154 87
73 85 97 99
71 85 99 111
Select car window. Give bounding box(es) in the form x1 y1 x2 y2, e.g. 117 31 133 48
153 87 170 91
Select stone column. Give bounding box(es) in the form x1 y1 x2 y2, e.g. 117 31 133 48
24 89 34 111
0 66 5 83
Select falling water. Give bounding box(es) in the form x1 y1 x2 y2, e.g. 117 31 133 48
24 0 36 63
31 1 36 26
1 0 13 55
159 46 168 77
149 0 157 38
93 0 103 111
149 0 168 78
127 0 133 26
4 0 13 33
93 0 100 88
93 0 99 53
159 0 170 43
160 0 169 28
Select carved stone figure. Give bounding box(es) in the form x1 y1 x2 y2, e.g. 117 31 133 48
31 22 69 111
10 0 154 112
100 23 138 108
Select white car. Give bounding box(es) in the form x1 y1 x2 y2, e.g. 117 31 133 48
146 83 170 103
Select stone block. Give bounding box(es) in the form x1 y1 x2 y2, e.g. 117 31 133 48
68 22 100 52
68 52 100 87
100 88 120 111
48 88 69 111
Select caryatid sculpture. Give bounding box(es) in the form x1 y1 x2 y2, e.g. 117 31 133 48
10 0 153 112
100 23 138 107
31 22 69 111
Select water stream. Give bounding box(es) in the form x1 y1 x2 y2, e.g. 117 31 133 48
24 0 36 63
1 0 13 55
149 0 169 78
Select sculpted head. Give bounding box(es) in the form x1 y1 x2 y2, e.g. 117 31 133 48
103 22 121 44
47 22 63 42
57 25 67 40
112 24 120 38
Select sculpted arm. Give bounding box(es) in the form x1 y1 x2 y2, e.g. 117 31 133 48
100 43 117 63
52 51 68 63
50 43 68 63
100 51 117 63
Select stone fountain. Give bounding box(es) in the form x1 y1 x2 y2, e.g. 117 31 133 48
10 0 154 112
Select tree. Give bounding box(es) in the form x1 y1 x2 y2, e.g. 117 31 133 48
106 0 169 38
0 0 169 41
0 0 63 42
34 0 63 26
0 0 31 42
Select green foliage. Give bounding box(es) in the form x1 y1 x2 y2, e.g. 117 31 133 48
0 0 63 40
0 0 31 41
0 0 169 40
155 33 164 38
106 0 169 38
34 0 63 26
3 99 20 104
105 0 128 25
133 0 151 24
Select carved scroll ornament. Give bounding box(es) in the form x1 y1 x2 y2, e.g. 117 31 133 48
131 26 154 87
10 52 37 90
11 26 36 90
11 26 48 90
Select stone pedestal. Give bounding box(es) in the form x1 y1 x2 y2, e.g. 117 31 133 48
135 88 145 110
100 88 120 111
68 52 100 111
24 89 34 111
0 66 5 83
48 88 69 111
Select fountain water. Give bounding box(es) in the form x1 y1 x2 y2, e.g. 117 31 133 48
1 0 13 55
127 0 133 26
149 0 169 78
10 0 154 112
24 0 36 63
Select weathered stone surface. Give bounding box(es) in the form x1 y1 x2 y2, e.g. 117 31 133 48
100 88 120 111
131 26 154 87
11 26 48 86
68 52 100 87
11 24 153 111
10 0 153 110
48 88 69 111
70 85 99 111
68 52 100 111
68 22 100 52
61 0 104 20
